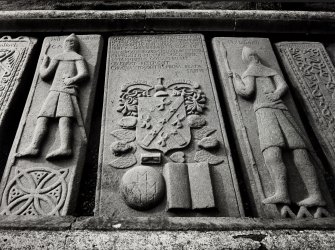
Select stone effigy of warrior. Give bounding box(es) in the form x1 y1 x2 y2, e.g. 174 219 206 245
17 33 89 160
233 46 326 207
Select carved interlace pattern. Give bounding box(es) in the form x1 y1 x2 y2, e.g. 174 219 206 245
1 167 68 216
282 45 335 151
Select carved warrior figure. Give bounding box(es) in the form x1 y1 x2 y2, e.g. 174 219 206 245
233 46 325 207
17 34 89 160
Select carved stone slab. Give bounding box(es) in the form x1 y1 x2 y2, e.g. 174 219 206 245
0 36 36 137
0 34 103 216
212 37 335 219
276 42 335 177
96 34 244 217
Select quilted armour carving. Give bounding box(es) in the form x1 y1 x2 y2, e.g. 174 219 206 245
1 167 68 216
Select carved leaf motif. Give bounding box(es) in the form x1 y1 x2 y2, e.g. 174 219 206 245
111 129 136 143
192 126 216 140
194 149 225 165
109 153 137 169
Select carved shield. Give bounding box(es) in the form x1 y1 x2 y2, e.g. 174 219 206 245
137 96 191 153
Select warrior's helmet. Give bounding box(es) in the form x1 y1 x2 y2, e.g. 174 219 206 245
242 46 259 64
63 33 80 52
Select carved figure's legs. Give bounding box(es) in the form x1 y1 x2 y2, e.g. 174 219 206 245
293 149 326 207
46 117 72 160
262 146 291 205
16 117 49 157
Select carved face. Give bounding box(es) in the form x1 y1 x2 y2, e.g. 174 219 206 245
63 38 78 52
242 46 259 64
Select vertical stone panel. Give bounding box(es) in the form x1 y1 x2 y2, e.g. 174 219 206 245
96 34 243 217
213 37 334 219
0 34 103 216
276 42 335 177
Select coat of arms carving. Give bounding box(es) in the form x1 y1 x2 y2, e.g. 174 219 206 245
116 78 206 154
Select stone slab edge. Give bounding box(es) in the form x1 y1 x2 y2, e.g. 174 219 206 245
0 216 335 231
0 10 333 33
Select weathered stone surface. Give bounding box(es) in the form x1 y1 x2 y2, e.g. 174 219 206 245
163 163 191 210
213 37 335 219
0 34 103 216
276 42 335 177
120 165 165 210
111 141 132 155
0 36 36 139
97 34 243 217
188 162 215 209
2 228 335 250
170 151 185 163
187 114 206 128
198 136 219 149
118 116 137 129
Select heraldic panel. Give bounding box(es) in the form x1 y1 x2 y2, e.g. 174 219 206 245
96 34 244 217
212 37 335 219
0 34 103 216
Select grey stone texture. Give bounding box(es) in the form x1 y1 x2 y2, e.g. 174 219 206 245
276 42 335 178
212 37 335 219
96 34 243 217
1 229 335 249
0 34 103 216
0 36 36 139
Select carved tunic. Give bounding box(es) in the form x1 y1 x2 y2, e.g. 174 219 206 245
38 52 87 118
237 63 306 152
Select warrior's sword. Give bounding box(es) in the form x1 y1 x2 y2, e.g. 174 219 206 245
71 95 88 144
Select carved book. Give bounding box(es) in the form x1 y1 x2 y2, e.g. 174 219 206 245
276 42 335 177
96 34 244 217
0 34 103 216
213 37 335 219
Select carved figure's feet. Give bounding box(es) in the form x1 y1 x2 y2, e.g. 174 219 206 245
262 193 291 205
46 148 72 161
297 195 326 207
16 147 40 158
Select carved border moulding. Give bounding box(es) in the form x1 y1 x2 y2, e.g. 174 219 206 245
0 34 103 216
212 37 335 219
276 42 335 177
0 36 37 137
96 34 244 217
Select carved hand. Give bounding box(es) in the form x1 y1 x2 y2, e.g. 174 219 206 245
42 55 50 65
265 91 280 102
64 77 75 86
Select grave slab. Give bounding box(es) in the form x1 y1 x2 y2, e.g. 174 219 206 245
96 34 243 217
0 34 103 216
212 37 335 219
276 42 335 177
0 36 36 139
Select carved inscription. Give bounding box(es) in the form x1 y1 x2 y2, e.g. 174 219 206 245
276 42 335 176
213 37 335 219
97 34 243 217
0 34 103 216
